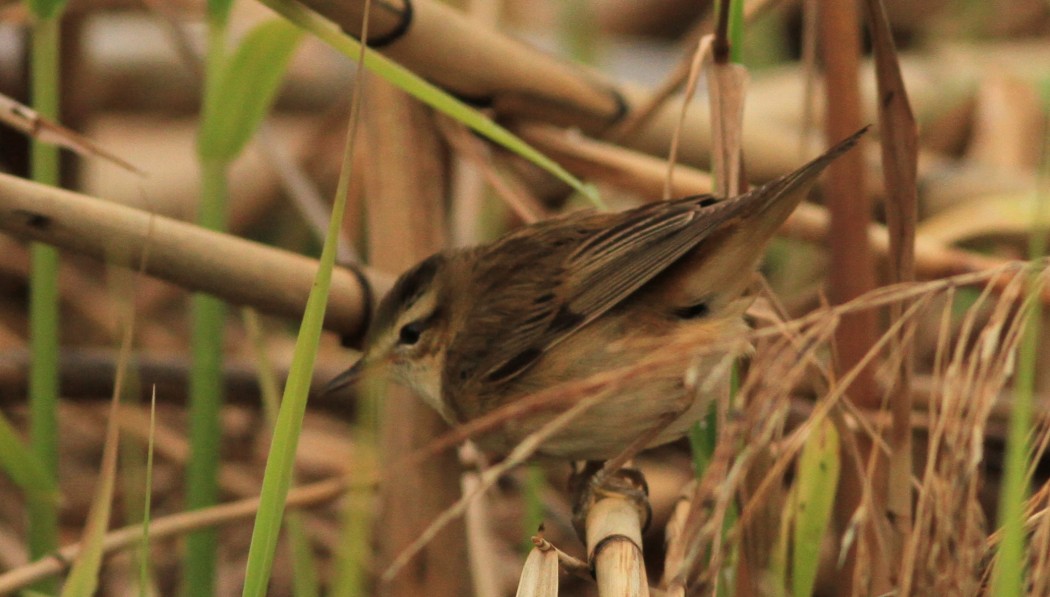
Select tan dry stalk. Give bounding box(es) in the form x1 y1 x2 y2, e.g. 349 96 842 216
0 476 352 594
361 76 471 597
819 0 876 388
860 0 921 564
303 0 624 133
584 484 650 597
461 463 504 597
609 0 780 143
707 61 749 198
662 480 694 589
295 1 1050 189
0 172 386 340
0 92 142 175
436 115 551 224
664 33 713 201
1 132 1042 365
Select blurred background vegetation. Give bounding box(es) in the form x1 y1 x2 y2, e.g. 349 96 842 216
0 0 1049 595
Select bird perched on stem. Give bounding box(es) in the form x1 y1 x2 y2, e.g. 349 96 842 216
327 128 867 461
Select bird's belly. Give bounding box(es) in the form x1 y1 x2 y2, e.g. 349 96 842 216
471 328 739 460
508 373 726 460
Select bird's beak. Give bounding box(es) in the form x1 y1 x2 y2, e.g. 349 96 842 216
322 355 370 400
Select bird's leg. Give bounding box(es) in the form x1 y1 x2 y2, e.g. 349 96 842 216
568 460 652 591
569 460 652 542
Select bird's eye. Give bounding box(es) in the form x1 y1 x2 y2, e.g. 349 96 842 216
398 320 425 345
674 301 710 319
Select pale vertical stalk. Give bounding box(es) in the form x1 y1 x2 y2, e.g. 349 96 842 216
183 17 229 595
364 76 469 597
586 495 649 596
27 14 61 596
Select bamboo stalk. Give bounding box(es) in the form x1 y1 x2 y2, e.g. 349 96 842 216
588 496 650 596
0 172 384 340
303 0 626 133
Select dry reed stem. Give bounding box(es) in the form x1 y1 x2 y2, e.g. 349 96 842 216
0 92 142 175
0 173 386 340
436 115 551 224
827 19 887 592
1 129 1039 363
707 62 748 198
0 475 353 594
861 0 921 563
608 0 780 142
818 4 884 587
361 76 470 597
304 0 625 133
663 34 713 200
461 461 503 597
583 481 650 597
297 0 1049 187
661 480 693 589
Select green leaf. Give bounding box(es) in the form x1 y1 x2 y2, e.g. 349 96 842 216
240 51 352 594
24 0 68 20
792 419 840 597
258 0 601 207
197 19 303 162
0 411 57 500
207 0 234 26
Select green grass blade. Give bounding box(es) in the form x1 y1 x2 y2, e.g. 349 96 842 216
183 164 228 596
991 93 1050 597
183 14 231 593
243 309 320 597
207 0 233 27
25 0 68 20
27 14 62 594
240 69 356 595
139 387 157 597
198 19 303 161
240 193 344 597
0 412 57 498
792 419 840 597
330 486 373 597
257 0 600 206
521 464 546 554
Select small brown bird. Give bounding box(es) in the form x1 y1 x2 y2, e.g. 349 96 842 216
327 128 866 460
